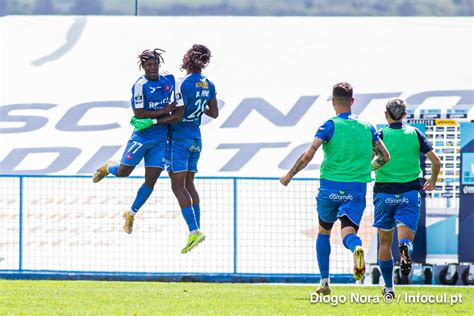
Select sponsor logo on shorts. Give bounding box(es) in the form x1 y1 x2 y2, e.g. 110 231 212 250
385 195 409 204
329 192 353 201
126 153 133 160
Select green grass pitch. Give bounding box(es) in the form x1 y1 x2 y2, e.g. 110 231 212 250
1 280 473 315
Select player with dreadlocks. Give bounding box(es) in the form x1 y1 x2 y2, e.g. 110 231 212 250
93 48 176 234
131 44 218 253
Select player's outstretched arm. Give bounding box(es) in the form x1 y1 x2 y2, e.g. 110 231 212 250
280 137 323 186
371 139 390 170
423 151 441 191
205 98 219 119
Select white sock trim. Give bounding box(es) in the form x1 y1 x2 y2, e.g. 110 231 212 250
321 278 329 285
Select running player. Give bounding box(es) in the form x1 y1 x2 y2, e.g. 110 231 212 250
131 44 218 253
280 82 390 295
93 48 175 234
373 98 440 299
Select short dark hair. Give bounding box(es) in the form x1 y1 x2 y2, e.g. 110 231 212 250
332 82 353 99
386 98 407 121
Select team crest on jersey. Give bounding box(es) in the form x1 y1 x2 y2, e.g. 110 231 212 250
165 85 171 91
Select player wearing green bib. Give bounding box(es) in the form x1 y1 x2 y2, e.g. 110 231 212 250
373 98 441 299
280 82 390 295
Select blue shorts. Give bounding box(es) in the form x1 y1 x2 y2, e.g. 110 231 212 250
317 188 366 226
373 190 420 232
120 138 167 169
166 138 202 173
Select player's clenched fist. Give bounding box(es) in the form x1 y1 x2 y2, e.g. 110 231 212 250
130 117 154 132
280 174 292 186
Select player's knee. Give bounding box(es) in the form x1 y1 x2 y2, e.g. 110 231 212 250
340 215 359 233
185 185 198 197
318 217 334 233
184 182 195 191
145 179 157 188
378 234 392 247
117 166 132 177
171 182 185 193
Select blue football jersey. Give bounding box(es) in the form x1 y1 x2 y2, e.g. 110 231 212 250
130 71 175 141
171 73 217 139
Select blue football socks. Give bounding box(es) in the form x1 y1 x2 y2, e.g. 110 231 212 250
181 206 198 232
316 233 331 279
107 162 120 176
130 183 153 214
193 204 201 229
343 234 362 253
379 258 394 289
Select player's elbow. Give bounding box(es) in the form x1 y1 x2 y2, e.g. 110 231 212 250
207 111 218 119
169 116 182 123
427 152 441 169
205 107 219 119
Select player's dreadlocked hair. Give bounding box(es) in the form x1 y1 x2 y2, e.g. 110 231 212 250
181 44 211 73
138 48 165 70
